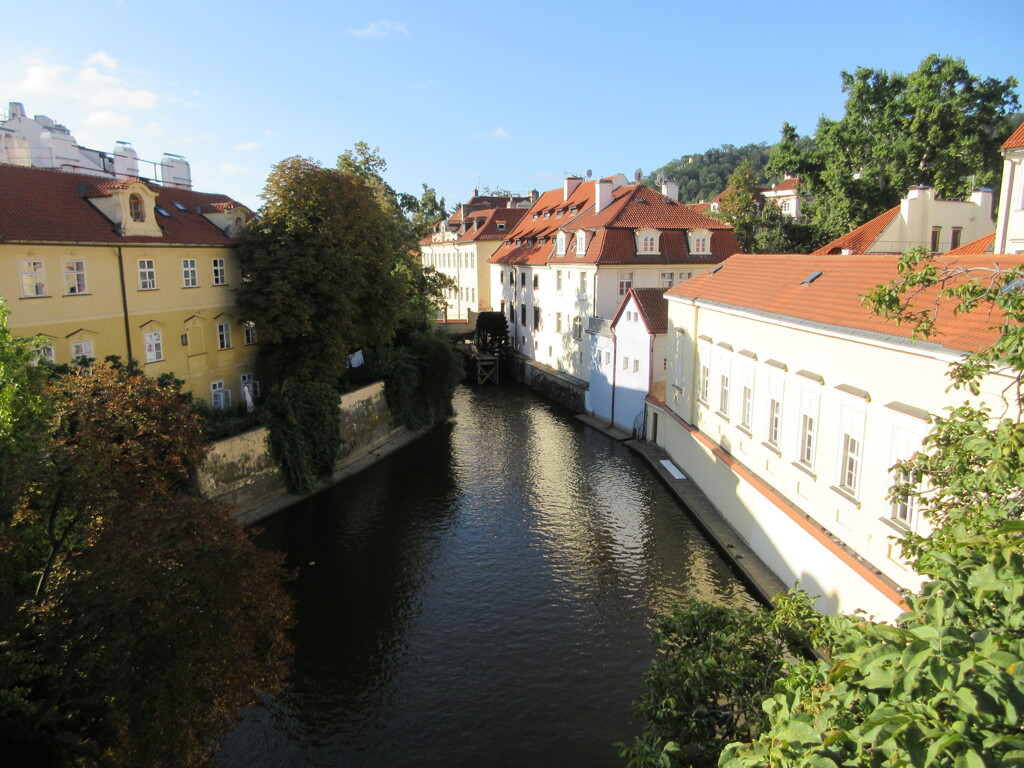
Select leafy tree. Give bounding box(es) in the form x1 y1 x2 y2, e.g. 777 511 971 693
237 156 408 385
408 183 448 240
648 144 773 205
265 380 341 495
381 331 465 430
711 160 763 252
792 56 1019 242
752 201 816 254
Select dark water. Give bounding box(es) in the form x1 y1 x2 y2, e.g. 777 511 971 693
217 384 756 767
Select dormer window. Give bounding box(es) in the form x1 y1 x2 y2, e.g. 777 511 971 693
575 230 587 256
129 194 145 222
556 231 566 255
688 229 712 255
634 228 661 255
497 221 506 231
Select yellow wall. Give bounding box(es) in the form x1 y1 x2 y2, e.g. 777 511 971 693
1 241 259 405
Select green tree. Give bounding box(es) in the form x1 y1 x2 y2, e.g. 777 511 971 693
649 144 773 205
237 156 408 385
797 56 1019 242
711 160 762 252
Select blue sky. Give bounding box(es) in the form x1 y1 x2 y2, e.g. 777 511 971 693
2 0 1019 211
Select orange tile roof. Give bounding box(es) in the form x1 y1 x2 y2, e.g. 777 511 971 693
812 205 901 255
457 207 528 243
666 253 1024 353
1002 121 1024 150
768 176 801 192
946 232 995 256
0 163 247 245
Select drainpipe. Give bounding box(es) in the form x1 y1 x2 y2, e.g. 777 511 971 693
690 302 700 425
609 330 617 428
116 246 134 363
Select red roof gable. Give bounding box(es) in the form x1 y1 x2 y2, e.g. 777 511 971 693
456 207 528 243
1002 122 1024 150
666 253 1024 353
612 287 668 334
0 163 247 246
812 205 901 255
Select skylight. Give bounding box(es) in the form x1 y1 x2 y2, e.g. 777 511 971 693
172 201 187 211
155 205 171 217
801 271 824 285
709 265 724 274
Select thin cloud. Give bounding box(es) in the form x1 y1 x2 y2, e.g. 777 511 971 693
84 110 134 134
13 52 157 110
347 19 410 38
476 128 510 140
234 141 260 151
220 162 251 176
85 50 118 69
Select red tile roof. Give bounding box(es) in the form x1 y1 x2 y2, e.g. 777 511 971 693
1002 121 1024 150
666 253 1024 353
946 232 995 256
612 287 668 334
0 163 247 245
456 207 529 243
812 205 901 255
768 176 801 192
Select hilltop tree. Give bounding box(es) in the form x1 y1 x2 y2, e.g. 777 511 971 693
237 155 408 385
711 160 763 252
648 143 772 205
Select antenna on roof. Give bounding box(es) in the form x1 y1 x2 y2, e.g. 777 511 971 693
585 169 593 179
634 168 643 183
656 172 667 185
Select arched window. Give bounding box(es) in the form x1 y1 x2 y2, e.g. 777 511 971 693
129 193 145 222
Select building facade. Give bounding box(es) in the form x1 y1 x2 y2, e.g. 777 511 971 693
994 122 1024 254
648 253 1022 621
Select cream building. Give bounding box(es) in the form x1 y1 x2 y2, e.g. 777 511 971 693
0 162 256 407
814 185 994 255
649 253 1022 622
995 122 1024 254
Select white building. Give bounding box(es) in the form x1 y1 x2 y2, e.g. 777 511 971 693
760 175 805 218
648 253 1022 622
588 288 668 433
814 185 994 255
491 175 738 380
995 122 1024 254
0 101 192 189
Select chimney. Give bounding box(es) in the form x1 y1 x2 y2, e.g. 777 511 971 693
969 187 993 219
661 180 679 201
8 102 26 119
530 188 539 203
563 176 582 201
594 178 612 213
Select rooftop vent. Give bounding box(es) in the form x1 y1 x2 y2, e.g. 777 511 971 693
709 265 723 275
802 270 824 285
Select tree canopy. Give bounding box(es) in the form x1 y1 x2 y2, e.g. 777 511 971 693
648 143 773 205
237 155 409 385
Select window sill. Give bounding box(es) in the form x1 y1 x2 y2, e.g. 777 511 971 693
830 485 862 508
737 425 752 438
879 516 911 534
20 294 52 299
696 398 709 409
761 441 781 457
63 292 92 297
218 346 234 351
792 461 816 480
138 288 158 292
182 285 200 289
145 358 165 365
715 410 730 422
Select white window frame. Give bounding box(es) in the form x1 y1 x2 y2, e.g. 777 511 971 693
660 271 675 289
766 374 784 449
576 230 586 256
836 401 867 499
138 259 156 290
797 388 820 471
889 419 927 529
618 271 633 297
241 372 260 401
20 260 46 297
717 348 732 417
556 270 563 293
182 258 198 287
71 339 94 362
244 321 257 345
698 339 712 406
36 343 55 364
211 380 230 409
217 321 232 350
63 260 87 295
556 232 566 255
212 258 227 286
143 330 163 363
739 364 755 433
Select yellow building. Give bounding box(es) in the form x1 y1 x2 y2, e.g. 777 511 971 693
0 163 257 407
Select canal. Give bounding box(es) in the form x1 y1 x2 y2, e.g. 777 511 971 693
217 383 757 767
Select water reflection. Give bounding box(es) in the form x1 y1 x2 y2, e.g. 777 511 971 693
217 384 755 767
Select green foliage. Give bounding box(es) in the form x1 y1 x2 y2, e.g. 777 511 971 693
752 201 816 254
648 144 773 205
711 160 763 252
620 590 825 768
784 55 1019 243
237 155 408 384
265 381 342 495
381 332 464 430
720 528 1024 768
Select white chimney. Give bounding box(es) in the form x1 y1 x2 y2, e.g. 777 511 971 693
594 178 612 213
563 176 582 201
969 187 993 219
161 153 193 190
113 142 140 178
661 180 679 201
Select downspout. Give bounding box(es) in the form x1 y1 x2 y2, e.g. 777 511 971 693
690 301 700 425
609 330 617 427
116 246 134 363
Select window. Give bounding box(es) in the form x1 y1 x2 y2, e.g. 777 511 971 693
797 390 820 470
521 273 526 287
533 307 541 330
556 232 566 255
212 258 226 286
661 272 675 289
63 260 86 294
509 271 514 286
217 321 232 350
521 304 526 325
633 358 640 374
623 356 630 371
740 366 755 431
71 339 94 362
533 274 539 290
618 272 633 296
837 404 866 498
211 381 230 409
890 424 924 527
138 259 156 290
782 199 792 214
573 316 583 340
576 231 586 256
930 227 941 252
35 344 55 364
182 259 198 287
20 260 46 297
244 321 257 345
144 330 163 363
605 351 611 365
129 193 145 222
692 236 708 254
950 227 962 250
642 235 655 253
766 376 784 448
556 270 563 292
580 271 587 295
719 365 730 416
241 373 260 402
556 313 563 333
